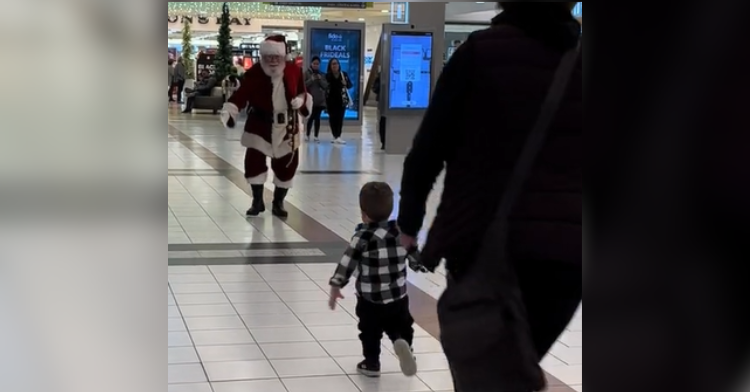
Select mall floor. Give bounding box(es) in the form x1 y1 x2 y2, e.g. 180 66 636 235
168 104 583 392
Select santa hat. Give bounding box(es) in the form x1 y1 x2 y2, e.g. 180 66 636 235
260 35 287 57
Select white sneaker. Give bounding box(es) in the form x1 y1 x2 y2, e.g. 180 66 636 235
334 138 347 145
304 136 310 142
314 137 320 143
393 339 418 377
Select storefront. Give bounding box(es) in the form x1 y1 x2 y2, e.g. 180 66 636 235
167 2 311 66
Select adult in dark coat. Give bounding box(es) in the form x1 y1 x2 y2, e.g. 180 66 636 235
397 3 582 391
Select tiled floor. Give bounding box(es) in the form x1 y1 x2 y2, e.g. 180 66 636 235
168 264 453 392
168 104 583 392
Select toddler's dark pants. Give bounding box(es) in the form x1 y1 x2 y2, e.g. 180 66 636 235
356 296 415 364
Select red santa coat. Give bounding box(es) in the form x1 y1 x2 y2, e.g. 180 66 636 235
222 62 312 159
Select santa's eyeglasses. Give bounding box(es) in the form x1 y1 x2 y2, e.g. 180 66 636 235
262 55 284 63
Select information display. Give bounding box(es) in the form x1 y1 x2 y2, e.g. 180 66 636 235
309 28 363 121
388 31 433 110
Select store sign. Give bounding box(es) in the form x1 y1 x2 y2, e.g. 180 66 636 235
265 2 372 9
168 15 253 26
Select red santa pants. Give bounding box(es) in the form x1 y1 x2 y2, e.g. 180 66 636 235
244 148 299 189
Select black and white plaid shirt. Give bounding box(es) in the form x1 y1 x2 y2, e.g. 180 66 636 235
329 220 415 305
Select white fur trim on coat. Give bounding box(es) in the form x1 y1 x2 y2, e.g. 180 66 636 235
221 102 239 128
260 40 286 57
274 177 294 189
241 130 296 159
294 93 314 117
246 172 268 186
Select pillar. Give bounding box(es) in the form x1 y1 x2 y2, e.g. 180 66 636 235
405 2 446 93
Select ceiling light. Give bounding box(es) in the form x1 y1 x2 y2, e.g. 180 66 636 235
381 9 389 13
358 18 365 21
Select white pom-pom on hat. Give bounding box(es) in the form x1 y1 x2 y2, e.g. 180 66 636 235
260 35 287 57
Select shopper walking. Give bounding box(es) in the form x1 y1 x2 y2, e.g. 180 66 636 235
305 56 328 142
326 58 352 145
397 2 582 391
173 57 187 104
168 59 176 102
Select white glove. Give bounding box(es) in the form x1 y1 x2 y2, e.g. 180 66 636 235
290 97 304 110
220 103 239 128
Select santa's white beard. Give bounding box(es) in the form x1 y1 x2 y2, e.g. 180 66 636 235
261 61 285 78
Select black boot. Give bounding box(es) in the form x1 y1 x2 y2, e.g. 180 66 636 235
246 185 266 217
271 187 289 218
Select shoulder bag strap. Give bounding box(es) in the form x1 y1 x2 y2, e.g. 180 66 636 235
491 43 582 238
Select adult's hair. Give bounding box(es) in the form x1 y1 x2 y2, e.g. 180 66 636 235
326 58 342 75
168 59 175 66
310 56 321 63
359 182 394 223
497 2 578 11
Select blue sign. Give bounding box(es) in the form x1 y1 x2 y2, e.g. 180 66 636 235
573 3 582 17
309 28 363 121
388 31 433 110
390 2 409 24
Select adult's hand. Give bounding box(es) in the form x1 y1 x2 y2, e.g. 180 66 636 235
400 234 418 252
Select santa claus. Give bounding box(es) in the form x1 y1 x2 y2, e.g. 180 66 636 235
221 35 312 218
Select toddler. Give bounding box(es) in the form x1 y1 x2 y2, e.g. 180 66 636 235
328 182 418 377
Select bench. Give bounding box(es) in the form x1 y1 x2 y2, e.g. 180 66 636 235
192 87 224 114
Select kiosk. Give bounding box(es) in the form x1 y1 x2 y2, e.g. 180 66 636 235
303 21 366 127
379 24 436 154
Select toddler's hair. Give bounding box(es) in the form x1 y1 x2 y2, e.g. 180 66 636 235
359 182 394 223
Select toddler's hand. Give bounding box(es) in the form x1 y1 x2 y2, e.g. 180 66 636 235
329 287 345 310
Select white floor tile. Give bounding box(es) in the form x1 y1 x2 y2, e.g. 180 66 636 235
350 373 431 392
170 283 223 294
241 313 303 328
249 327 316 344
221 282 273 293
413 353 451 372
307 325 361 342
211 379 287 392
168 347 200 364
234 302 292 315
175 293 231 306
184 316 246 331
276 290 330 302
204 360 277 382
295 311 356 327
169 364 207 384
197 344 266 362
226 291 283 304
418 371 455 391
191 329 255 346
282 375 360 392
320 340 364 357
169 318 187 332
168 383 212 392
260 342 329 360
168 332 194 348
271 357 345 378
179 304 237 318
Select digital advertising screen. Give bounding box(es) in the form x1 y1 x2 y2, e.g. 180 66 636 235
309 28 363 121
388 31 433 110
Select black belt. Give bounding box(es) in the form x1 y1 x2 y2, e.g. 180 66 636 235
248 107 289 125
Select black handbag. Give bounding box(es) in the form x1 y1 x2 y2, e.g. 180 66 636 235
438 42 581 392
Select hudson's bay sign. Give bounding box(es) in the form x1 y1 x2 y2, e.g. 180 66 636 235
168 15 253 26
